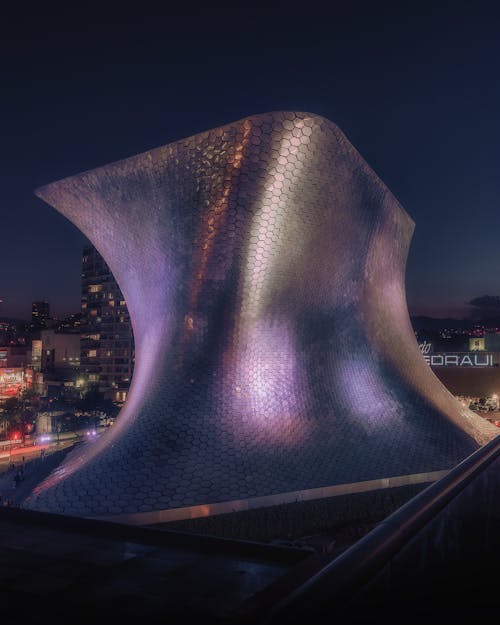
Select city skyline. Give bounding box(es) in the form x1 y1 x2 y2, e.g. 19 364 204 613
2 4 500 320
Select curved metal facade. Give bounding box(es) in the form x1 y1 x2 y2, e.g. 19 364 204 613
26 112 498 519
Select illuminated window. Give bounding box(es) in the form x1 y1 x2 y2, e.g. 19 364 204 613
88 285 103 293
469 337 486 351
88 350 97 357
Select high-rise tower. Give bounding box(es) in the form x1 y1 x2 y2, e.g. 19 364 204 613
31 301 50 327
80 244 133 403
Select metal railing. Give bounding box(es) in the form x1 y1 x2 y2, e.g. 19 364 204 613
252 433 500 624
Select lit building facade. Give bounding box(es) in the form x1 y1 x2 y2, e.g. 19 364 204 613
80 244 133 402
418 335 500 402
0 319 27 346
31 301 50 327
39 329 80 372
27 112 498 519
0 368 30 400
0 345 31 368
0 344 44 401
31 339 42 371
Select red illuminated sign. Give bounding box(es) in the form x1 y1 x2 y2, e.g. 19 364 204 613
0 368 33 399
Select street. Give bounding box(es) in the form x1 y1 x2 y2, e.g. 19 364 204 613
0 438 76 473
0 427 108 506
472 409 500 427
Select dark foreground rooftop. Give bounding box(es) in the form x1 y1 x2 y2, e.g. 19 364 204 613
0 504 315 624
2 433 500 624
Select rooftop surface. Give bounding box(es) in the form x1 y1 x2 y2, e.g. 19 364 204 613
3 435 500 623
0 503 316 624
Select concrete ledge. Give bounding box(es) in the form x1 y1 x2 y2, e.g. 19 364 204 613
149 482 441 543
94 470 448 537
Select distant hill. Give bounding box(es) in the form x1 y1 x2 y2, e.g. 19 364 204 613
410 316 472 331
0 317 29 326
410 315 500 332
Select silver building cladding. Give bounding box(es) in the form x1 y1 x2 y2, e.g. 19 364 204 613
25 112 498 521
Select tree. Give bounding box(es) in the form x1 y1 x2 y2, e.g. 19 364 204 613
20 386 41 407
2 397 35 441
2 398 23 439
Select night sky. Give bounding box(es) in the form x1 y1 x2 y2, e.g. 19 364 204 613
1 2 499 321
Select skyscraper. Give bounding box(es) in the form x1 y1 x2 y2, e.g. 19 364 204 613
31 301 50 327
80 244 133 403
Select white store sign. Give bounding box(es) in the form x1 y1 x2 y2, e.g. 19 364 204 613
424 353 494 367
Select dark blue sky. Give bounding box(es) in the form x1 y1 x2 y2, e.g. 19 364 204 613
1 2 499 320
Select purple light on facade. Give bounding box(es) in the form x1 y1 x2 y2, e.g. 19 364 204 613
225 320 309 447
337 357 400 430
